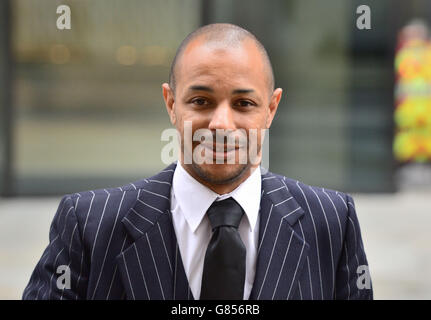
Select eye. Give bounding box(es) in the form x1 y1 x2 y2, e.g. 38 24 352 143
191 97 209 106
235 100 255 107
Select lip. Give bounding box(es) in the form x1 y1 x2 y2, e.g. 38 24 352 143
200 143 240 152
200 143 241 161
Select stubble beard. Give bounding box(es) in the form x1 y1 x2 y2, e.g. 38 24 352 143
191 161 251 185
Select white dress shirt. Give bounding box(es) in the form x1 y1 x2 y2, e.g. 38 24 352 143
170 162 261 300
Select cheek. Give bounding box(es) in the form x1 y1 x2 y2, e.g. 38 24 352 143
180 109 211 129
172 104 191 129
237 112 267 131
176 116 207 142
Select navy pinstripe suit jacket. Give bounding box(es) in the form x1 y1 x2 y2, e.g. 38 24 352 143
23 162 373 300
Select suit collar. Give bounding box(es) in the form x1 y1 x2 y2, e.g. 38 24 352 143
120 162 304 238
120 163 175 241
259 170 305 227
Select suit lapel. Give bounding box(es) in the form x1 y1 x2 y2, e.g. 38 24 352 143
116 163 193 300
250 172 310 300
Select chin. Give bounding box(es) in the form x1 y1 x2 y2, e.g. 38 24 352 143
192 162 250 185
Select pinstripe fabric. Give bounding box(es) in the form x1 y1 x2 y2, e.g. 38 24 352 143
23 163 372 300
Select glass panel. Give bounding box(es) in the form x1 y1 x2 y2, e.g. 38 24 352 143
12 0 201 195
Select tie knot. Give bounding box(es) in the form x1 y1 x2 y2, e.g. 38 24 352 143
206 197 244 230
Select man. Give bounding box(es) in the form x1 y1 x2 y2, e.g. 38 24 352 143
23 23 372 300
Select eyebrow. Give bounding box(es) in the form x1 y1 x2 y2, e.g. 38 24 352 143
232 88 255 94
187 85 255 95
188 85 214 92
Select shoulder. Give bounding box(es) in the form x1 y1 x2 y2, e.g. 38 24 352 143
65 180 142 214
56 183 136 238
60 166 174 232
266 171 353 222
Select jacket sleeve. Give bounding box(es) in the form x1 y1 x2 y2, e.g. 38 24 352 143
335 193 373 300
22 195 89 300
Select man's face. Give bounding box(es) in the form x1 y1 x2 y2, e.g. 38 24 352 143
163 37 282 185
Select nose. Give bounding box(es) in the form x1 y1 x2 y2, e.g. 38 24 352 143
208 101 236 130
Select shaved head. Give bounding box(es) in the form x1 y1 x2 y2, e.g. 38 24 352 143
169 23 275 95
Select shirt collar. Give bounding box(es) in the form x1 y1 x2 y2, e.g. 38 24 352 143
172 162 261 233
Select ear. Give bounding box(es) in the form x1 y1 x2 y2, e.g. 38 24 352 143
162 83 176 125
265 88 282 128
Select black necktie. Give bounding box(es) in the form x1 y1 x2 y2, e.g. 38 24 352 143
200 197 246 300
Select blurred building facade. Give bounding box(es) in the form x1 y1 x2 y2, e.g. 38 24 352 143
1 0 431 196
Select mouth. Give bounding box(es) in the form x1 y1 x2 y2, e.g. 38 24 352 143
199 143 242 161
201 142 239 152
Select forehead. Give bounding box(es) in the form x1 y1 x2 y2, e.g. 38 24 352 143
176 37 268 93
